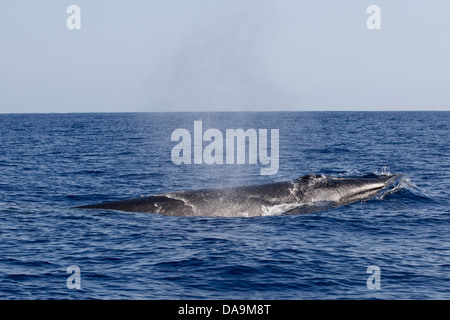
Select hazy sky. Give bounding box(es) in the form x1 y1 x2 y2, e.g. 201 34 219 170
1 0 449 113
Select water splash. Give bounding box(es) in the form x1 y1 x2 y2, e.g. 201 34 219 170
374 166 391 176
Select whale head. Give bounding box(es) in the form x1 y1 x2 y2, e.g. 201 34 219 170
294 174 402 204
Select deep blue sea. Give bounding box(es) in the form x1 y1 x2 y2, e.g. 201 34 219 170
0 112 448 299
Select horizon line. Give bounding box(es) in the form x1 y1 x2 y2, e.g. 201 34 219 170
1 109 449 115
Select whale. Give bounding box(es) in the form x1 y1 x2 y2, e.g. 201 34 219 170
75 174 402 217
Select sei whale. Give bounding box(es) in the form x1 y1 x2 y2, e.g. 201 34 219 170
75 174 402 217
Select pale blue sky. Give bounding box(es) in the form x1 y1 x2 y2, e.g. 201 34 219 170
1 0 449 113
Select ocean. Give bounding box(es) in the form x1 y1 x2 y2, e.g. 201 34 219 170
0 111 448 299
